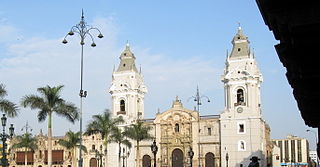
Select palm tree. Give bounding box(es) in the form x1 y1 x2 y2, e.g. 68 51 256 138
0 83 18 117
21 85 79 167
11 133 38 167
110 127 132 167
124 120 153 167
85 110 124 167
58 130 87 166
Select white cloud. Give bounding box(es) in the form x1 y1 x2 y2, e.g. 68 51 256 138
0 24 20 43
0 16 222 136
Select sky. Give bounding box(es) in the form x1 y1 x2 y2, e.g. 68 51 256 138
0 1 317 150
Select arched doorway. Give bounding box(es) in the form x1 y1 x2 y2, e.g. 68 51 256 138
172 148 184 167
205 152 215 167
90 158 98 167
142 155 151 167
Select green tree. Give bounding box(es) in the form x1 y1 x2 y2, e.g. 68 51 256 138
0 83 18 117
110 127 132 167
11 133 38 167
21 85 79 167
85 110 124 167
124 120 153 167
58 130 87 166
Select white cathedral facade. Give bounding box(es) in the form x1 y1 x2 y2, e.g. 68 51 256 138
9 27 272 167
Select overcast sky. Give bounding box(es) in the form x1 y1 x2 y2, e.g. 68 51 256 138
0 1 317 150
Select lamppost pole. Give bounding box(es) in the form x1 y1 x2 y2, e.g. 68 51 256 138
0 114 15 167
63 10 103 167
151 140 158 167
122 147 125 167
21 121 32 134
226 153 229 167
188 147 194 167
188 86 210 167
126 150 130 167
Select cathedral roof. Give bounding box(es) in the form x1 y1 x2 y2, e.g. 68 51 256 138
229 26 251 59
116 43 138 72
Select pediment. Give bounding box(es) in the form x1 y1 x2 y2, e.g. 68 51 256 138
154 108 197 124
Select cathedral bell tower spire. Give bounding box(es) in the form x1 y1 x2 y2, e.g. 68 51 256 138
117 42 138 72
109 43 147 124
229 24 251 60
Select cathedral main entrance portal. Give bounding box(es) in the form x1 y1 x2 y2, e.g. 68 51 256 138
89 158 97 167
172 148 183 167
205 152 215 167
142 155 151 167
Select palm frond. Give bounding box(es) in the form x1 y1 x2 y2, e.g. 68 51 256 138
21 95 47 109
11 133 38 151
58 130 87 153
79 144 87 153
85 109 123 145
54 102 79 123
122 139 132 149
37 109 49 122
0 84 7 97
0 99 19 117
0 84 19 117
124 121 153 142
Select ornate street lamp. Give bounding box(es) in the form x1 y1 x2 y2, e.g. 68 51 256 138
0 114 14 167
226 153 229 167
62 10 103 167
188 86 211 112
248 156 260 167
188 86 210 167
151 140 158 167
188 147 194 167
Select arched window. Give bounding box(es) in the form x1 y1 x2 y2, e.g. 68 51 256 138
174 123 179 132
92 145 95 151
120 100 125 112
237 89 245 105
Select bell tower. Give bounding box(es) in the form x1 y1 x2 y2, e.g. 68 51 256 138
221 26 263 118
109 43 147 124
220 26 268 167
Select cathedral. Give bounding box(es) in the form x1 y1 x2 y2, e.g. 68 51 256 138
8 27 272 167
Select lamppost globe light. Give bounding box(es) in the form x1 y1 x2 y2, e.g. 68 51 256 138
68 31 74 36
1 114 7 127
98 33 104 38
62 39 68 44
91 42 96 47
